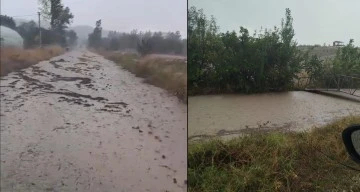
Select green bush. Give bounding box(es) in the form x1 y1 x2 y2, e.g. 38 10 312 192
188 7 360 95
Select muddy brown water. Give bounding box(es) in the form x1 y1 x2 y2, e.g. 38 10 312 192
0 50 187 192
189 92 360 141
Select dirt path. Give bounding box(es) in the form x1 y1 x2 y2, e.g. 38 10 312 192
0 50 187 192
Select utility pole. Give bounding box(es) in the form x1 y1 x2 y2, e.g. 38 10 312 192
38 12 42 48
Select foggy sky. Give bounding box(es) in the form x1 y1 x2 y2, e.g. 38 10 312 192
189 0 360 46
1 0 187 38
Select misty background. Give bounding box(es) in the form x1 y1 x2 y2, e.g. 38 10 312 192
1 0 187 45
189 0 360 46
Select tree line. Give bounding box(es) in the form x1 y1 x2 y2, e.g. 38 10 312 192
0 0 78 48
188 6 359 94
87 20 187 56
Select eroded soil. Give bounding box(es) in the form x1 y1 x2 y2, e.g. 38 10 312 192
0 50 187 192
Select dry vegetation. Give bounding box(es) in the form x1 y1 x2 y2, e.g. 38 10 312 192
189 116 360 192
0 45 64 76
298 45 339 60
96 50 187 102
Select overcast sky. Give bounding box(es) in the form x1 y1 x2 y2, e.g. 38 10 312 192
189 0 360 46
1 0 187 38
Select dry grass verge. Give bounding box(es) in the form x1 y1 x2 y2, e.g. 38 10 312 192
0 45 64 76
97 50 187 102
189 116 360 192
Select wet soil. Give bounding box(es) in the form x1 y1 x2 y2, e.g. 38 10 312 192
0 50 187 192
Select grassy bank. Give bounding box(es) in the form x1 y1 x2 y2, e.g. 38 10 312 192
188 116 360 192
96 50 187 102
0 46 64 76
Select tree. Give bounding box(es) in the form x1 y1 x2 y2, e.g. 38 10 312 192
302 48 323 87
87 23 186 55
39 0 73 30
276 8 302 89
88 20 102 48
1 14 73 48
16 21 39 48
187 6 313 94
188 7 224 90
38 0 74 46
332 39 360 76
41 28 59 45
0 15 17 31
66 30 78 47
109 38 120 50
137 38 153 56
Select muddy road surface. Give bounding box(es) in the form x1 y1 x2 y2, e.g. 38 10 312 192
0 50 187 192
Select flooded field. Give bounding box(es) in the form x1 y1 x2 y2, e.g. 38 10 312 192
189 91 360 140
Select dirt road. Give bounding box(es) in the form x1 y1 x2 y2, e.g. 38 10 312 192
0 50 187 192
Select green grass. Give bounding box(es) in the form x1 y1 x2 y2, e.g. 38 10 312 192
188 116 360 192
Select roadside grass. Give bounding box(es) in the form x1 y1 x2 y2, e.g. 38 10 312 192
97 51 187 102
188 116 360 192
0 45 64 76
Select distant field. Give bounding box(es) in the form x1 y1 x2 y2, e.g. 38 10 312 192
298 45 339 60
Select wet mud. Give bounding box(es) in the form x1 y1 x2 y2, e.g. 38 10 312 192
1 50 187 192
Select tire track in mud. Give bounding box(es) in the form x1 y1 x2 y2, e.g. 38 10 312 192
0 50 187 192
